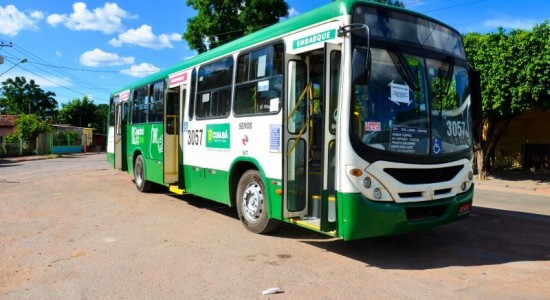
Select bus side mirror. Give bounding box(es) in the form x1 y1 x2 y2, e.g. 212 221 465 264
469 69 482 122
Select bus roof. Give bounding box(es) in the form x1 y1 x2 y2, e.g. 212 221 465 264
111 0 454 97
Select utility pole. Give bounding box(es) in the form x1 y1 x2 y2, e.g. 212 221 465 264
0 41 13 65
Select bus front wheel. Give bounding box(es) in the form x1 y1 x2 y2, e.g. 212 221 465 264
236 170 279 234
134 155 152 192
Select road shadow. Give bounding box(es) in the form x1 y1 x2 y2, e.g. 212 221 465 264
488 168 550 184
301 207 550 270
167 193 550 269
0 160 21 167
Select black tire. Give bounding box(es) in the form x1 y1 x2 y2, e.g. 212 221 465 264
134 155 153 192
236 170 280 234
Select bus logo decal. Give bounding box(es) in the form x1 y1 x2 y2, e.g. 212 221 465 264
293 29 336 49
206 124 230 149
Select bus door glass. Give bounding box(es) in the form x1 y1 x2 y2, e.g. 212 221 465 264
164 87 183 184
284 57 309 218
114 99 123 169
324 43 341 227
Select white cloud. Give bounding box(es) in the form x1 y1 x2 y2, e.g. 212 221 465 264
109 25 181 50
483 17 540 30
80 48 134 67
120 63 160 78
287 8 300 18
47 2 135 34
0 5 43 36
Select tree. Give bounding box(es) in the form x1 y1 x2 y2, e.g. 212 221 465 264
0 76 58 121
58 96 108 133
463 21 550 179
369 0 405 7
6 114 52 143
183 0 289 53
95 104 109 134
59 96 96 127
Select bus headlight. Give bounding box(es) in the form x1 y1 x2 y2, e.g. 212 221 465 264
362 177 372 189
346 166 393 202
373 188 382 200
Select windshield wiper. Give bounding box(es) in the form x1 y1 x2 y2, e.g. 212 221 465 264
388 46 418 92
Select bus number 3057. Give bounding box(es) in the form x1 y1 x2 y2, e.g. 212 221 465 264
188 129 203 146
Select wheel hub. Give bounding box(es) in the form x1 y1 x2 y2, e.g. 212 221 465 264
242 183 263 221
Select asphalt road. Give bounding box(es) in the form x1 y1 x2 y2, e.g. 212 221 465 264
1 153 549 299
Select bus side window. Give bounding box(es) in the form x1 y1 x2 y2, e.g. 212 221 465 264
196 58 233 119
234 43 283 116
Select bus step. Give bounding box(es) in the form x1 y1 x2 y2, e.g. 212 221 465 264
169 185 186 195
289 217 320 231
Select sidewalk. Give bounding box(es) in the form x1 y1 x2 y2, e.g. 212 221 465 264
474 168 550 196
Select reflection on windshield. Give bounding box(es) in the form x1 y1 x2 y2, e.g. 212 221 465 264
351 47 471 156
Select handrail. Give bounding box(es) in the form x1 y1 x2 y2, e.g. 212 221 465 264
287 83 312 121
286 83 313 157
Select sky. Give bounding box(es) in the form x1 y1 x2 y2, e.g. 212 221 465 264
0 0 547 107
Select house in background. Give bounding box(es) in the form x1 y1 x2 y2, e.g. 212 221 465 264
0 115 18 137
494 110 550 170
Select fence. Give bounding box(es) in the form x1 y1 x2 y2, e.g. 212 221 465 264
0 137 37 158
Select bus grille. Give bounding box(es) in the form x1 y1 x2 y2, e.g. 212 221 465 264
384 165 463 184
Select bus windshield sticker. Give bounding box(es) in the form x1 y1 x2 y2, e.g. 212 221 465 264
433 138 443 155
389 126 428 153
202 93 210 103
388 81 411 106
270 98 279 112
270 124 282 153
365 121 381 132
258 80 269 92
257 55 267 77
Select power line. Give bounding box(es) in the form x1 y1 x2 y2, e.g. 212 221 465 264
12 60 109 104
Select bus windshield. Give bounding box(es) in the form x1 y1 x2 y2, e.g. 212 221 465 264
350 7 471 156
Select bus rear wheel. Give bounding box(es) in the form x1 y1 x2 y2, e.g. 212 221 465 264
236 170 279 234
134 155 152 192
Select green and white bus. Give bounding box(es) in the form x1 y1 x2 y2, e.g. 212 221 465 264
107 0 478 240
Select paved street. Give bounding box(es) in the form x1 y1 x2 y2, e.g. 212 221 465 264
1 153 549 299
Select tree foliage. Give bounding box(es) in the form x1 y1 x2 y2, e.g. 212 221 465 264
369 0 405 8
183 0 289 53
463 21 550 179
0 76 58 121
6 114 52 143
58 96 108 133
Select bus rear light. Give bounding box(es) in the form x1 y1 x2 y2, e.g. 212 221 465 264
350 168 363 177
275 188 282 195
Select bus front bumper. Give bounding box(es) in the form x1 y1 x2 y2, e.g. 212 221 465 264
338 185 474 240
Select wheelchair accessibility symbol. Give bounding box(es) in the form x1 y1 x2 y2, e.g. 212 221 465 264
433 138 442 155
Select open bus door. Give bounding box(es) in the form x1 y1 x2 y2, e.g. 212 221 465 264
164 87 182 185
114 99 128 171
283 43 341 233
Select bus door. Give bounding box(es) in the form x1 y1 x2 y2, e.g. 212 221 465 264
163 87 183 184
114 100 128 170
284 44 341 231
